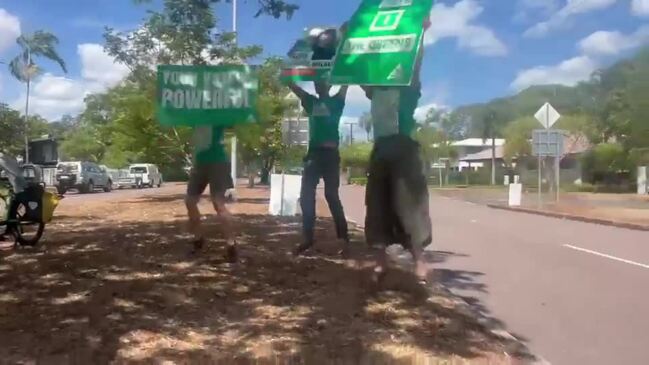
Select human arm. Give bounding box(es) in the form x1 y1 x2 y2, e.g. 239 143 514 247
335 85 349 100
360 85 373 99
287 82 310 102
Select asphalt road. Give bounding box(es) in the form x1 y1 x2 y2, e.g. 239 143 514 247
339 184 649 365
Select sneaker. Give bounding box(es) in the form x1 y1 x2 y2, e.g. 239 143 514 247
293 242 313 256
338 238 351 258
225 245 238 263
370 266 387 289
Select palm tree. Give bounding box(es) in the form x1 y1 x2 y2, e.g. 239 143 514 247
8 31 67 163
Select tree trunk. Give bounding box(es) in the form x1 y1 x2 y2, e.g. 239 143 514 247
24 77 31 163
246 163 256 188
260 168 271 185
491 137 496 185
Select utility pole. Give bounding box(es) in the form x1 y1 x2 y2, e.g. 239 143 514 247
345 122 355 145
25 49 32 164
229 0 238 196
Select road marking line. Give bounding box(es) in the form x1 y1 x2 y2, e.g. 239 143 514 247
563 244 649 270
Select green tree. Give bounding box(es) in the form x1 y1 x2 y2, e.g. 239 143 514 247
8 31 67 162
0 104 24 157
475 107 509 185
235 58 290 185
340 142 373 170
97 0 297 180
503 116 538 162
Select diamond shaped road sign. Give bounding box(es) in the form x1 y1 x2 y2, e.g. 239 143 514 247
535 102 561 129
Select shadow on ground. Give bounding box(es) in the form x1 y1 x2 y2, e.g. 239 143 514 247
0 194 524 364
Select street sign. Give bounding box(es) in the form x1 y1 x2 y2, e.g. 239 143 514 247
532 129 565 157
534 102 561 129
157 65 258 127
330 0 434 86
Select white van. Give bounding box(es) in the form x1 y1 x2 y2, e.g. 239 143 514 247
118 164 163 189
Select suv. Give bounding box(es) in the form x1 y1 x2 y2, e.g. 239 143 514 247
55 161 112 195
117 164 163 189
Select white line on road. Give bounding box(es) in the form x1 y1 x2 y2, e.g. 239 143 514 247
563 244 649 270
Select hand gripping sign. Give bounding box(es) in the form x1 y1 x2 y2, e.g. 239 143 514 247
280 26 342 84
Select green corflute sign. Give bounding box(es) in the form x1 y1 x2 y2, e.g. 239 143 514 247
330 0 434 86
156 65 258 127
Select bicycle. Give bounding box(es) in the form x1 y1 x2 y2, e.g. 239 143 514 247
1 177 54 247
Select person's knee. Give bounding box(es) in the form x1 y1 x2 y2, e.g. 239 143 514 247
211 196 230 215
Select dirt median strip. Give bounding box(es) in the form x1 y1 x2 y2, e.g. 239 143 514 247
488 204 649 232
1 185 535 364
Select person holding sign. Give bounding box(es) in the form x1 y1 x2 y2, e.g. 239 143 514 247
287 80 350 256
185 126 238 263
361 35 432 285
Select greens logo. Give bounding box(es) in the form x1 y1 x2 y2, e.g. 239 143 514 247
370 10 405 32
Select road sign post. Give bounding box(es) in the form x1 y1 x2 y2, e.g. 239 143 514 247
533 102 562 206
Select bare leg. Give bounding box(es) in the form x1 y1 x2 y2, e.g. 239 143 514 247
372 246 389 284
212 195 237 262
185 195 203 240
410 245 428 283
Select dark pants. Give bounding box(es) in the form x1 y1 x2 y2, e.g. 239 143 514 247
365 135 432 250
300 148 348 245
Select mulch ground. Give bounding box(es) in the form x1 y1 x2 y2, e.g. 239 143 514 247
0 184 524 364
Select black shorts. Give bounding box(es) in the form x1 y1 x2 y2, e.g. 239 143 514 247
186 163 233 198
365 135 432 250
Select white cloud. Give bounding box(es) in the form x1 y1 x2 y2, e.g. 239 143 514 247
11 73 87 120
514 0 560 22
424 0 507 57
524 0 618 38
632 0 649 16
578 26 649 55
510 56 598 90
414 102 448 122
78 43 130 92
0 8 21 55
11 43 129 120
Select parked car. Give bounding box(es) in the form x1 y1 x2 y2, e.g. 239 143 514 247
55 161 112 195
117 164 163 189
99 165 124 190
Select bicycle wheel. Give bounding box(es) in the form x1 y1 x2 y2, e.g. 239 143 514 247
9 201 45 246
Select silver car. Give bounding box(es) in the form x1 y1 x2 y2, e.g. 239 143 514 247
55 161 113 195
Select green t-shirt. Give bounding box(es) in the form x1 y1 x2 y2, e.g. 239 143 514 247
193 126 228 165
301 94 345 149
370 84 421 139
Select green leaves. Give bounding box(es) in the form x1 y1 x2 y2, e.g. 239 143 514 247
340 143 373 170
131 0 298 19
8 31 66 83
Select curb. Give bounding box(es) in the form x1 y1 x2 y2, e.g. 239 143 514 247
488 204 649 232
346 220 549 364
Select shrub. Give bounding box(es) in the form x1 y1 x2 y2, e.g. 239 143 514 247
340 143 373 170
350 177 368 186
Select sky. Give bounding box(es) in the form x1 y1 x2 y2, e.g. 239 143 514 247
1 0 649 135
